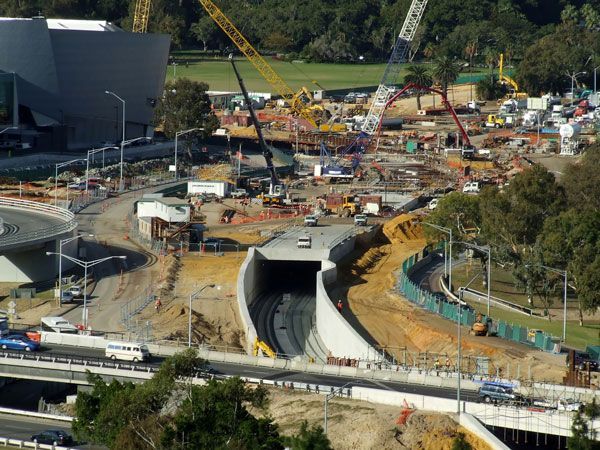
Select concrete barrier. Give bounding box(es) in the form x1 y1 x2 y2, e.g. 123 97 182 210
459 413 510 450
315 260 378 360
236 248 260 354
0 406 72 422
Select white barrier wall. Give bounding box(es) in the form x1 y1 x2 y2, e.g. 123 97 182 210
315 260 377 359
236 247 260 353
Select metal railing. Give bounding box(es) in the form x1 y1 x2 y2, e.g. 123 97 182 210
0 197 77 249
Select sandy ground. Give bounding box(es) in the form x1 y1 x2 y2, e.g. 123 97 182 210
386 83 479 116
338 214 568 383
255 388 491 450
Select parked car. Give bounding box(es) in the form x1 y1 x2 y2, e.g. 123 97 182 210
31 430 73 446
60 291 74 303
477 382 522 404
230 188 248 199
0 334 40 352
556 399 584 412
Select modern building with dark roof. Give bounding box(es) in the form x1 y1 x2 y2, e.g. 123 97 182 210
0 17 170 152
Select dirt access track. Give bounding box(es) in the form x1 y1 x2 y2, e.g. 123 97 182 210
335 214 568 383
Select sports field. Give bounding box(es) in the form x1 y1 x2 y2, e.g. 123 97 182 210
167 52 486 93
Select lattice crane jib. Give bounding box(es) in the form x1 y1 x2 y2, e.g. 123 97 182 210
133 0 151 33
199 0 319 127
361 0 428 135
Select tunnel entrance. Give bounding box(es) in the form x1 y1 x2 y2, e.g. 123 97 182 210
249 259 328 361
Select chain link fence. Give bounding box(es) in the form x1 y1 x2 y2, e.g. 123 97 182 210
397 246 561 355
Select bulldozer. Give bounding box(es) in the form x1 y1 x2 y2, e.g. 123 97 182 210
471 313 489 336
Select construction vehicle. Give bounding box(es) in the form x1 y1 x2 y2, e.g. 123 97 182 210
471 314 490 336
485 114 505 128
497 53 527 102
229 55 286 207
199 0 322 128
325 194 360 217
132 0 151 33
361 0 428 136
253 338 276 358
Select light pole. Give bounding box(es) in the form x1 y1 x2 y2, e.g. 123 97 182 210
565 71 586 106
324 382 353 435
55 234 92 307
86 146 118 193
526 264 568 342
55 158 86 207
188 284 220 347
47 252 126 328
423 223 453 294
104 90 126 191
456 273 482 415
0 126 17 135
454 241 491 317
174 128 202 180
593 65 600 94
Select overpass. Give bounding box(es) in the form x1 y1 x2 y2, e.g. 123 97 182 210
0 197 78 282
1 335 598 444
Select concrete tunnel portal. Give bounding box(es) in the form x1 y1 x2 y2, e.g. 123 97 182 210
248 258 329 361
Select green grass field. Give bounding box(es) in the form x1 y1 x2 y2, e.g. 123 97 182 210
167 52 487 92
451 264 599 350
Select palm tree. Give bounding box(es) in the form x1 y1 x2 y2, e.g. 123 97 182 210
432 56 460 97
404 65 433 110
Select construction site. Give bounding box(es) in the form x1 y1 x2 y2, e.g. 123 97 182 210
0 0 599 449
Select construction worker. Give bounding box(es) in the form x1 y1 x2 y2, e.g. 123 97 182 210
154 297 162 313
434 357 440 371
446 357 451 372
337 299 343 313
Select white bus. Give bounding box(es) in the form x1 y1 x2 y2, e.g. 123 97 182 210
105 342 150 362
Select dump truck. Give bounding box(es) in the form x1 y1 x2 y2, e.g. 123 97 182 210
325 194 360 217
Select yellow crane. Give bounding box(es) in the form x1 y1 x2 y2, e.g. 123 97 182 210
133 0 151 33
198 0 321 128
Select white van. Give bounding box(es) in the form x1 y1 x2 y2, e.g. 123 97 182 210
105 342 150 362
462 181 481 194
297 235 312 248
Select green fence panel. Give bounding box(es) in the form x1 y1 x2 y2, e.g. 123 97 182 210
497 321 507 338
534 331 545 349
512 325 522 342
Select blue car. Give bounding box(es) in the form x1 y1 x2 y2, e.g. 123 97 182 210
0 334 40 352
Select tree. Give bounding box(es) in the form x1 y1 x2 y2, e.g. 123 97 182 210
403 65 433 110
452 432 473 450
154 78 219 165
479 164 565 264
283 421 332 450
581 3 600 29
561 4 581 25
538 209 600 325
568 408 600 449
432 56 460 97
562 144 600 212
475 76 504 100
424 192 481 244
190 16 217 51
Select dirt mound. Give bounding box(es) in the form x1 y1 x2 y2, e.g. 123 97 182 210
383 214 423 243
349 245 391 276
397 411 491 450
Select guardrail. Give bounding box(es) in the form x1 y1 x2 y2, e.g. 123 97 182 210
0 197 77 249
0 436 74 450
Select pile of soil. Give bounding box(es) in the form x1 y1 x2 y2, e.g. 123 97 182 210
257 388 490 450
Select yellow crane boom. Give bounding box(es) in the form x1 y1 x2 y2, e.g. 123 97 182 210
133 0 151 33
198 0 319 128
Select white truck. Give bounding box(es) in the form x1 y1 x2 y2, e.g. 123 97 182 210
0 317 8 337
297 236 312 248
354 214 368 226
304 215 318 227
41 316 78 334
462 181 481 194
230 188 248 199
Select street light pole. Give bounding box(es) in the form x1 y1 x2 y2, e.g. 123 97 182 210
47 252 126 328
56 234 89 307
54 158 86 207
86 146 118 193
565 71 587 106
526 264 568 342
174 128 202 180
594 65 600 94
188 284 218 347
105 91 126 191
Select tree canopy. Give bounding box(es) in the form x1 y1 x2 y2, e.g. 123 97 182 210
73 349 332 450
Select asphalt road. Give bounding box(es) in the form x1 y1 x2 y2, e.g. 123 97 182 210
0 414 104 449
33 343 480 403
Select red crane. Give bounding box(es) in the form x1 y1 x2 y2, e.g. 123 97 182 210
375 82 472 149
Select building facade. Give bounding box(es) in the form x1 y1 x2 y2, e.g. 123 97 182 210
0 17 170 151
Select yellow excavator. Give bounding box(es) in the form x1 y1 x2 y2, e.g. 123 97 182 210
497 53 527 104
253 338 276 358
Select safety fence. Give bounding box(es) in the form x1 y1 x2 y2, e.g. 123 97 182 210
397 247 561 355
120 286 155 337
